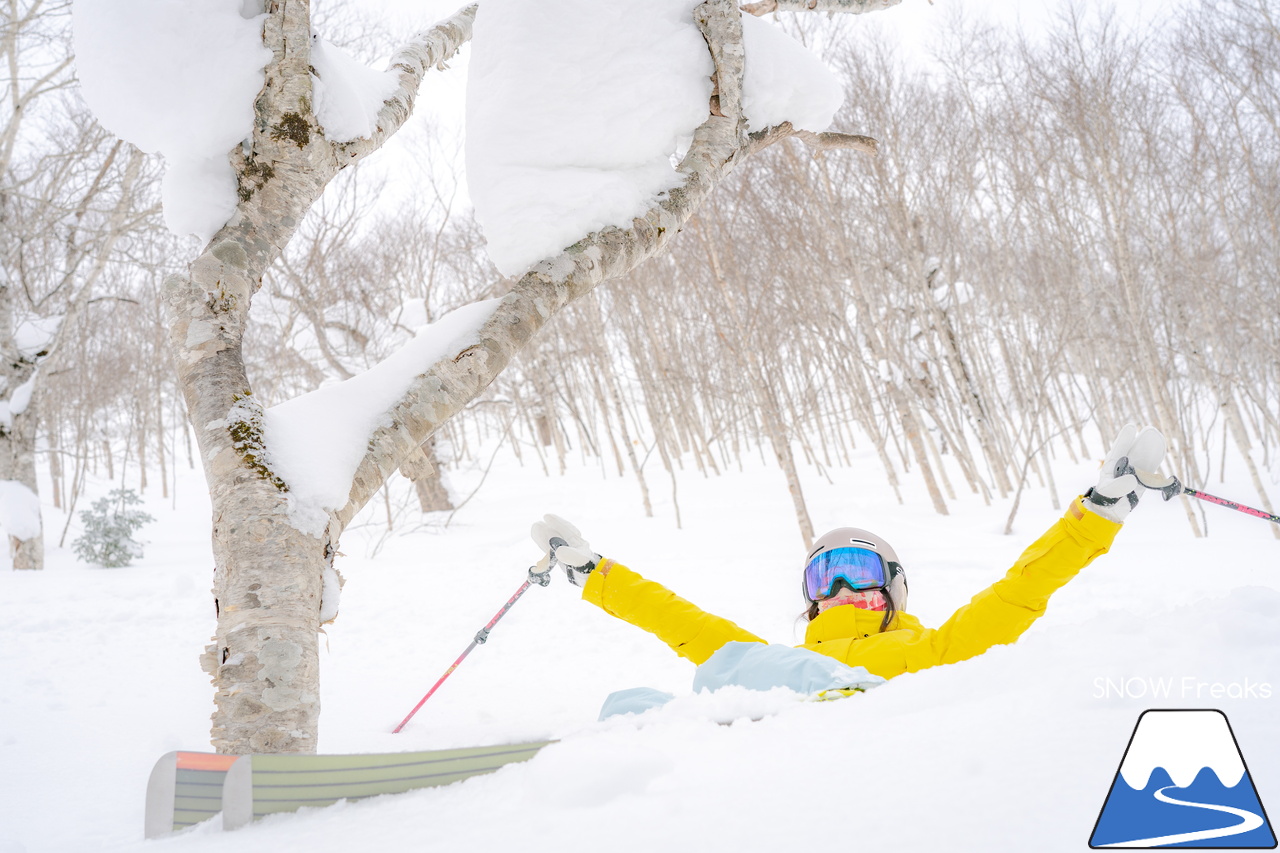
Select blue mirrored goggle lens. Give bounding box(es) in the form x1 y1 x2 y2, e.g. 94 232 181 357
804 547 886 601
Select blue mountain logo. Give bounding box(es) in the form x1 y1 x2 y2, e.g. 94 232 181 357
1090 709 1276 848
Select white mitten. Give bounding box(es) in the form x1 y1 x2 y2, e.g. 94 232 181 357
1085 424 1167 523
530 514 601 586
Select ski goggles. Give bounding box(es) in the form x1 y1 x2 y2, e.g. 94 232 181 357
803 547 887 601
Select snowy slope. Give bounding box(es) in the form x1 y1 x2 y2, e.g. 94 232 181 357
1 429 1277 853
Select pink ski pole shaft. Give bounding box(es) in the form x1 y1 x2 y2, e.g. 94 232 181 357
1136 469 1280 526
1182 487 1280 525
393 563 551 734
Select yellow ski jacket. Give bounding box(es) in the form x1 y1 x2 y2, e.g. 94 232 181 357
581 496 1120 679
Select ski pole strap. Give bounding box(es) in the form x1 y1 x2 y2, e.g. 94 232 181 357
1083 486 1122 507
1084 456 1141 510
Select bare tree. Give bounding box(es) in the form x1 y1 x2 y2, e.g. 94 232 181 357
502 0 1279 544
1 1 158 568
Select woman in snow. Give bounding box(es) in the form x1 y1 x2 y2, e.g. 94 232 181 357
532 425 1167 681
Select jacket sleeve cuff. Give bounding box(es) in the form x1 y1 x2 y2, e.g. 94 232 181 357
1069 494 1123 543
580 557 616 608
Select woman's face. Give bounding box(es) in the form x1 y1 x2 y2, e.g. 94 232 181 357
816 587 887 614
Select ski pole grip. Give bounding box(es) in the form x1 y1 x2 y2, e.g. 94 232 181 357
528 556 553 586
548 537 569 563
1134 469 1183 501
1156 474 1183 502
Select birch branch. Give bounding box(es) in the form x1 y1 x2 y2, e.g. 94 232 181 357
792 127 879 155
337 4 477 164
167 2 481 521
742 0 904 14
696 0 747 144
334 3 876 529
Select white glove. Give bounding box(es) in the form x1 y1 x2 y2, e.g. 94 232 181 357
1084 424 1167 523
530 514 600 586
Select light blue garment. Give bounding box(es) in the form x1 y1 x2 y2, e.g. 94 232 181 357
692 642 885 694
597 686 676 720
598 642 885 719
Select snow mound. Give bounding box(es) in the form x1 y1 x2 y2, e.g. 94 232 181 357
740 14 844 133
0 375 37 430
2 433 1279 852
311 37 400 143
72 0 272 242
0 480 42 540
465 0 844 277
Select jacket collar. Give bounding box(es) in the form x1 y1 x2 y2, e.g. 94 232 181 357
804 604 923 644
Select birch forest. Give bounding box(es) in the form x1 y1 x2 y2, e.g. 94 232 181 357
11 0 1274 564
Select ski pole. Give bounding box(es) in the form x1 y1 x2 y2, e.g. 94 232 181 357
1180 486 1280 525
392 557 554 734
1133 468 1280 526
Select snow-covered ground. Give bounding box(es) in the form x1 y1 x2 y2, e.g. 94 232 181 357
2 430 1277 852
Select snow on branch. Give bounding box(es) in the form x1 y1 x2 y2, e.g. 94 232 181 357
467 0 845 277
333 0 878 529
265 299 499 536
74 0 475 241
465 0 716 277
337 4 477 161
72 0 272 241
741 0 903 15
0 481 42 541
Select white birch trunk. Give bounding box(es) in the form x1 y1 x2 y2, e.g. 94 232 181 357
0 272 40 569
5 402 40 569
165 1 478 753
165 0 880 753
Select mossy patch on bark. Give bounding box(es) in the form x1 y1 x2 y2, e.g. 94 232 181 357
271 112 311 149
206 282 238 314
238 158 277 202
228 393 288 491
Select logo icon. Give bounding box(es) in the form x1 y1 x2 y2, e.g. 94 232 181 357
1090 709 1276 848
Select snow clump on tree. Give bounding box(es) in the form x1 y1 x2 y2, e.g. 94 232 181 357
71 0 272 241
465 0 845 277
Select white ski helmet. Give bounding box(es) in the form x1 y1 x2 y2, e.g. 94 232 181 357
803 527 908 614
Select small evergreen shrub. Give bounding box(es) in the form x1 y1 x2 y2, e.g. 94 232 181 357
73 489 155 568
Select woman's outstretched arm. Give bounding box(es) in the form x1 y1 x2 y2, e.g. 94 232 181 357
582 560 766 664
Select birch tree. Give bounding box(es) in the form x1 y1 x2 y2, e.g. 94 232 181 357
515 0 1279 544
70 0 894 753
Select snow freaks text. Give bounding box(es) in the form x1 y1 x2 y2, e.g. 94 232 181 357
1093 677 1273 701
